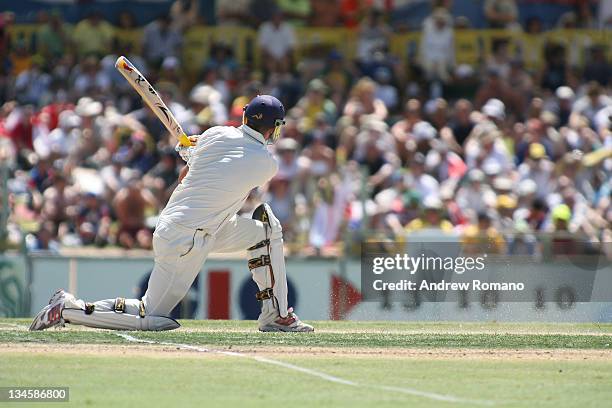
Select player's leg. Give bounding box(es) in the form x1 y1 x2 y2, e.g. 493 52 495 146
142 227 212 316
29 289 179 331
30 222 212 331
211 214 267 254
212 207 313 332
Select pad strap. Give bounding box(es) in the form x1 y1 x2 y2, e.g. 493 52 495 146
247 239 270 251
139 300 146 318
114 297 126 313
84 303 95 315
248 255 270 270
255 288 274 301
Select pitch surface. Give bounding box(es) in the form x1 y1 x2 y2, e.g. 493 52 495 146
1 320 612 407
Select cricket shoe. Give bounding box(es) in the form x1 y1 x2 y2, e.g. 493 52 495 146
258 307 314 332
29 289 79 331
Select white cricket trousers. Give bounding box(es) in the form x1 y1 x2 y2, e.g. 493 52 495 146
110 215 266 316
61 214 267 330
143 215 266 316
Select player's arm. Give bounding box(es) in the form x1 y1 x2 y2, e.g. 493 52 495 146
178 165 189 184
175 135 200 163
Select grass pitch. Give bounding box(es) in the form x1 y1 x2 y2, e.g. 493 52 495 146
1 320 612 407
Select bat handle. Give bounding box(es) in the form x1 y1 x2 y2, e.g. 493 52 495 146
178 133 191 147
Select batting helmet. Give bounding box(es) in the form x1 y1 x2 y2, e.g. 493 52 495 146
243 95 286 143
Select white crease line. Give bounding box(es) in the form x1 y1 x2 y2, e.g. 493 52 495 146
375 385 492 405
244 354 357 386
0 323 29 329
116 333 355 386
116 332 495 405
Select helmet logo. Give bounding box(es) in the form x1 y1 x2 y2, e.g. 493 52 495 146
251 113 263 120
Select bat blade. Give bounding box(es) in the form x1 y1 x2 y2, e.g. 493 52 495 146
115 56 190 147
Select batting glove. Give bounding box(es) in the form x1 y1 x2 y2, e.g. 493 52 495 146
175 135 199 163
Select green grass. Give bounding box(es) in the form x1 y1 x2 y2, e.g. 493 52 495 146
2 319 612 349
1 319 612 407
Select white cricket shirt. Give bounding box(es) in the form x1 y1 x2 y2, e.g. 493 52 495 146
159 125 278 231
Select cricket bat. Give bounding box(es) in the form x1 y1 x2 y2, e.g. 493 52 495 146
115 56 191 147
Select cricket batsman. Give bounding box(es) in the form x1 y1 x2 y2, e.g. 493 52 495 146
30 95 314 332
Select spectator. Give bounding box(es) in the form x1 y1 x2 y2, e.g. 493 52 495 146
600 0 612 28
187 84 228 130
113 11 140 55
540 43 568 92
475 69 522 117
301 131 335 178
274 137 301 180
40 172 68 227
142 15 183 68
462 211 506 254
574 1 596 28
257 10 296 73
73 56 112 97
405 196 453 232
75 192 111 247
425 139 467 183
265 176 295 230
144 146 180 204
295 79 337 133
506 219 538 256
72 12 114 57
518 143 555 200
524 16 543 34
456 169 496 217
391 99 422 152
277 0 311 26
0 13 11 61
447 99 475 148
358 137 393 196
496 194 518 232
323 51 353 106
340 0 366 28
100 154 128 196
593 102 612 135
205 43 238 78
405 152 439 201
1 8 611 259
112 176 156 249
308 176 350 252
170 0 200 32
119 132 156 175
583 46 611 86
355 118 396 161
572 82 612 126
356 10 390 66
33 110 80 159
344 77 388 121
484 0 519 30
420 8 454 84
25 221 60 252
248 0 279 27
465 127 513 172
36 11 69 60
310 0 340 27
4 103 34 152
546 203 579 256
427 97 450 130
486 39 512 80
14 56 51 106
373 67 398 111
547 86 575 128
215 0 252 26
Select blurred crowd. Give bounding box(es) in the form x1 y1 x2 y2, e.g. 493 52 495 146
0 1 610 258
